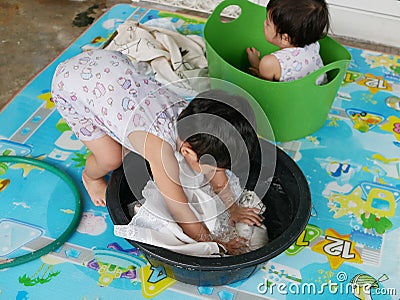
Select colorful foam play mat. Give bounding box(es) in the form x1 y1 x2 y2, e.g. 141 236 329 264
1 3 400 299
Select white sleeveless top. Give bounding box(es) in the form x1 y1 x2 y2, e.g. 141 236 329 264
271 42 327 84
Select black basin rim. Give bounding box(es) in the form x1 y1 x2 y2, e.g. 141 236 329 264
108 144 312 271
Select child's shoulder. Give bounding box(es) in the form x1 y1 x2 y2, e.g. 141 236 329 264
258 54 281 81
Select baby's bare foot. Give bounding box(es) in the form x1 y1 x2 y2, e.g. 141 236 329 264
82 170 107 206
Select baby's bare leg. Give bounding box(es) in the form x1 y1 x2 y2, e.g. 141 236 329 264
82 136 123 206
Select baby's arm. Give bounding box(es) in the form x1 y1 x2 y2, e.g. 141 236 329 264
207 170 263 226
129 132 253 254
129 131 210 241
246 47 281 81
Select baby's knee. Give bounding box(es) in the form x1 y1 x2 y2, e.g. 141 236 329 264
100 156 123 172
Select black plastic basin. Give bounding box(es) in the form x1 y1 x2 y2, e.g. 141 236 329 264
106 138 311 286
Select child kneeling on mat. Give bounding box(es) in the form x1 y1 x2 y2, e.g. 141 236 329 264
52 49 263 254
247 0 330 83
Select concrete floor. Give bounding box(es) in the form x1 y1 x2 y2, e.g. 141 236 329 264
0 0 131 110
1 0 399 111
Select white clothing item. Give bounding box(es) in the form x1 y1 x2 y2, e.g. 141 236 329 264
105 19 210 97
114 153 269 256
271 42 327 84
52 49 188 154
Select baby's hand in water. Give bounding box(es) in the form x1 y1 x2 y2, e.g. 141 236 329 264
229 205 263 227
219 236 249 256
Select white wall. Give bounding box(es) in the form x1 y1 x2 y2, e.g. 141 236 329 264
327 0 400 48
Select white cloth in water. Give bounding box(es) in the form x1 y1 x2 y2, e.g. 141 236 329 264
105 19 209 98
114 153 268 256
236 190 269 251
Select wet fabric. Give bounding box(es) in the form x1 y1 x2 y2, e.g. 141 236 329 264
114 153 268 256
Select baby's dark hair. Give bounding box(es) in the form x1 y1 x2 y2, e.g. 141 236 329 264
177 90 258 170
267 0 330 47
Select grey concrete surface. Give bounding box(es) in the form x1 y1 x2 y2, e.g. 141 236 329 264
0 0 131 110
1 0 399 111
